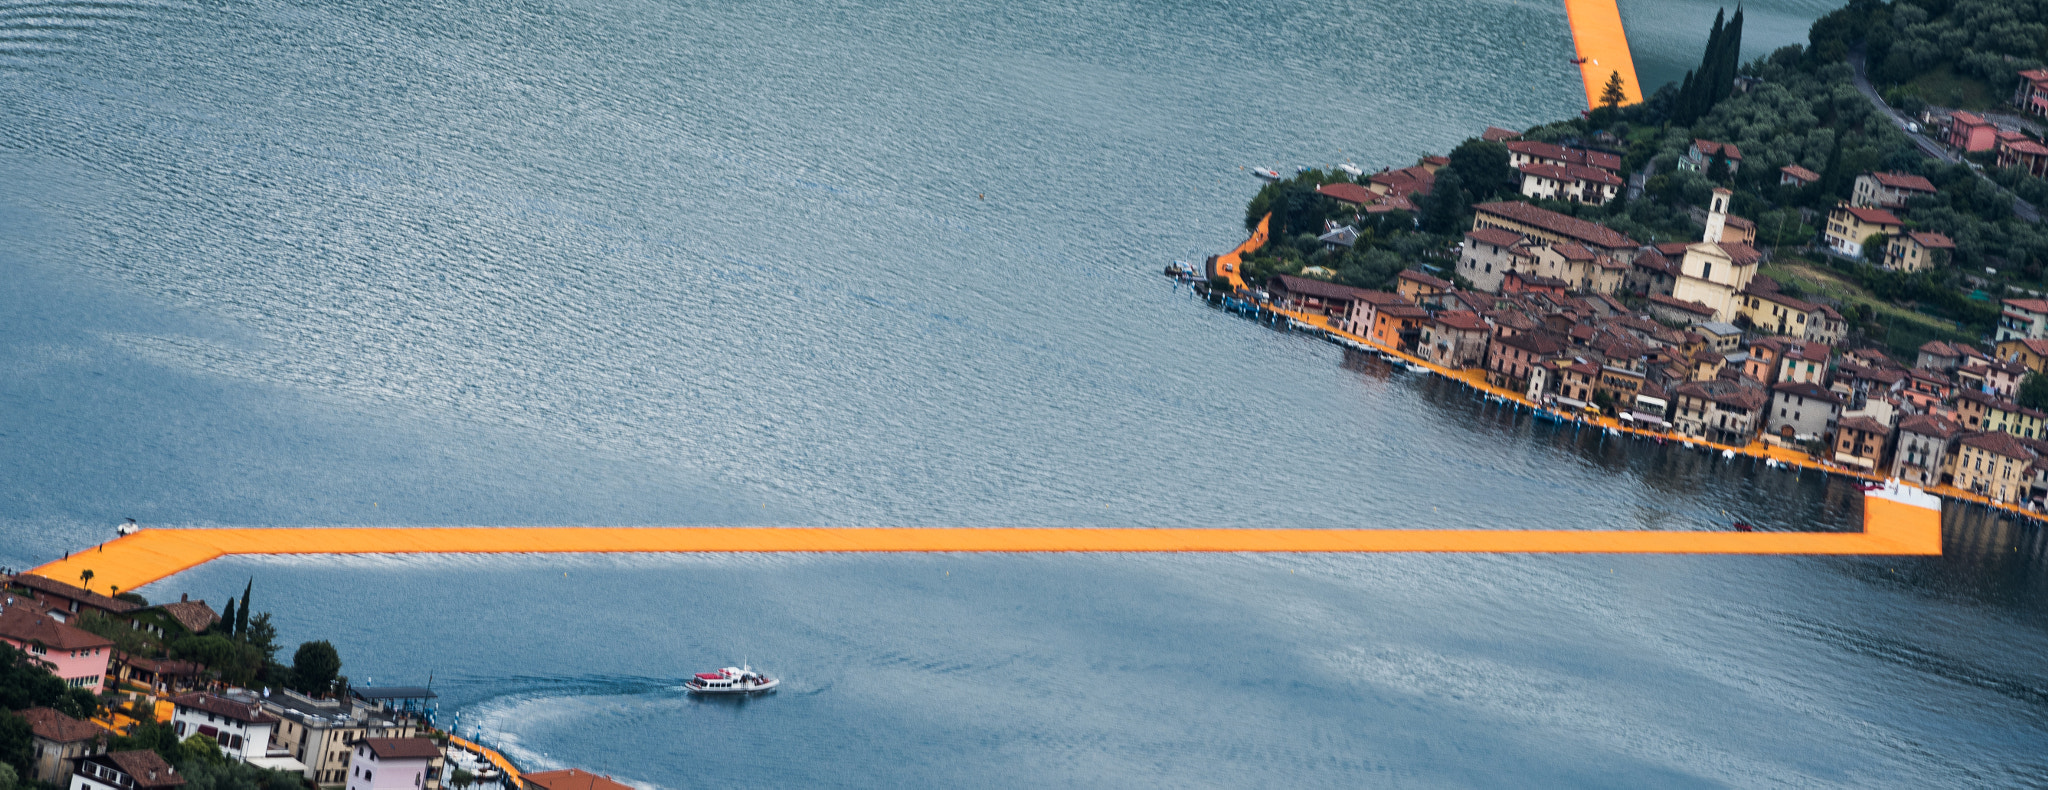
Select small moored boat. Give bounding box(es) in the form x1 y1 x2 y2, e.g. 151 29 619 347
685 665 779 695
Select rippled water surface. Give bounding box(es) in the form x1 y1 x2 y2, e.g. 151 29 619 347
4 0 2048 785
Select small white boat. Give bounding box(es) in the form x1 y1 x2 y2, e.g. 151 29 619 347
1251 167 1281 180
685 665 779 695
1337 163 1363 177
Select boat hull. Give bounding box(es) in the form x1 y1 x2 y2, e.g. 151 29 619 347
685 679 779 695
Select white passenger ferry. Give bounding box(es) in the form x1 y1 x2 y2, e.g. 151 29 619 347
684 665 779 695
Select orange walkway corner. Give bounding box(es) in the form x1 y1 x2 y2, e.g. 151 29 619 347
1564 0 1643 107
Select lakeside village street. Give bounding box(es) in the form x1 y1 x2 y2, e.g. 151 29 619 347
0 573 627 790
1198 126 2048 519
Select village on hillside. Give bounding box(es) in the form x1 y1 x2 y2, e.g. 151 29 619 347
0 573 626 790
1187 4 2048 511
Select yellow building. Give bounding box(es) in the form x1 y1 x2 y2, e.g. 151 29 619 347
1883 231 1955 273
1997 338 2048 374
1951 431 2036 502
1986 401 2046 439
1671 189 1762 322
1823 203 1903 258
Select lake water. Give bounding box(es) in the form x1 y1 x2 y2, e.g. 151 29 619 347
3 0 2046 785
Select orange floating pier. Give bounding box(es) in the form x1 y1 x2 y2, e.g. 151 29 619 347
32 481 1941 596
1564 0 1643 107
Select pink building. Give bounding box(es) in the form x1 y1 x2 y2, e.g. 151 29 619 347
0 599 113 692
1948 111 1998 152
2015 69 2048 118
346 738 443 790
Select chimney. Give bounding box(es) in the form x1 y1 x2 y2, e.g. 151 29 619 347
1703 188 1731 244
181 593 188 602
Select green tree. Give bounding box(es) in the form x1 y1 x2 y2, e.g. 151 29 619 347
0 760 18 790
177 755 304 790
236 581 251 638
1600 71 1627 108
451 769 476 790
1422 171 1469 235
1442 139 1516 202
179 734 226 767
77 610 154 656
113 592 148 606
244 613 280 664
291 641 342 697
2019 373 2048 411
1706 151 1730 183
0 643 76 713
109 721 182 764
218 599 236 636
0 711 29 784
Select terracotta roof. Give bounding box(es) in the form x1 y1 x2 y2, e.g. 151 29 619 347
1500 331 1568 356
1472 201 1638 250
2003 138 2048 156
1632 248 1677 276
1750 288 1819 313
1962 430 2036 460
360 737 441 760
1505 140 1569 162
1367 165 1436 197
523 769 635 790
1482 126 1522 142
1677 379 1767 410
1648 293 1715 316
1465 227 1525 248
1919 340 1959 356
97 751 184 789
1868 171 1937 193
1315 182 1374 205
1898 413 1963 440
118 654 203 676
22 707 100 744
1772 380 1842 404
1956 388 1997 406
1952 110 1989 127
1836 205 1903 226
1396 269 1451 289
1422 155 1450 167
1432 311 1488 332
1693 139 1743 160
1724 214 1756 230
1784 341 1831 362
2004 298 2048 314
1906 232 1955 249
169 693 279 725
1518 162 1622 186
151 600 219 634
1780 164 1821 183
10 574 140 614
1506 271 1569 288
1268 274 1379 303
1380 305 1430 319
0 606 113 651
1837 416 1891 437
2020 69 2048 86
1715 242 1761 266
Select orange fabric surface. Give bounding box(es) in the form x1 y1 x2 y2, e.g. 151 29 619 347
1564 0 1643 107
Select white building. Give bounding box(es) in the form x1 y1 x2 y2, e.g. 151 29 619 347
70 752 184 790
346 738 445 790
170 692 279 762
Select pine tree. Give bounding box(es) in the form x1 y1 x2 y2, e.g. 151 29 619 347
236 580 251 637
1600 71 1627 108
1707 151 1731 183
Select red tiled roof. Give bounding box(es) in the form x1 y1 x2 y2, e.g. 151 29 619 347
1906 232 1955 249
1693 139 1743 160
22 707 100 743
152 600 219 634
1919 340 1958 356
1772 380 1842 404
1465 227 1525 248
1315 182 1374 205
1396 269 1451 289
1422 155 1450 166
524 770 635 790
1648 293 1715 316
1962 430 2036 460
1368 165 1435 197
1751 288 1819 313
0 606 113 651
1868 171 1937 192
361 737 442 760
1268 274 1378 303
97 751 184 789
1553 243 1596 261
1898 413 1962 440
1952 110 1989 127
1432 311 1489 332
1505 140 1568 161
10 574 140 614
2004 298 2048 314
1724 214 1756 230
1472 201 1638 250
1836 205 1903 226
2004 138 2048 156
1838 416 1891 437
1717 242 1762 265
2020 69 2048 87
1780 164 1821 182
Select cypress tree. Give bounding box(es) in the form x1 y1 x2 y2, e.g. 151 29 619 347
219 598 236 635
1675 71 1696 124
237 580 251 637
1714 6 1745 106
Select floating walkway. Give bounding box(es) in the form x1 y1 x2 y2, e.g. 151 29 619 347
1564 0 1642 107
